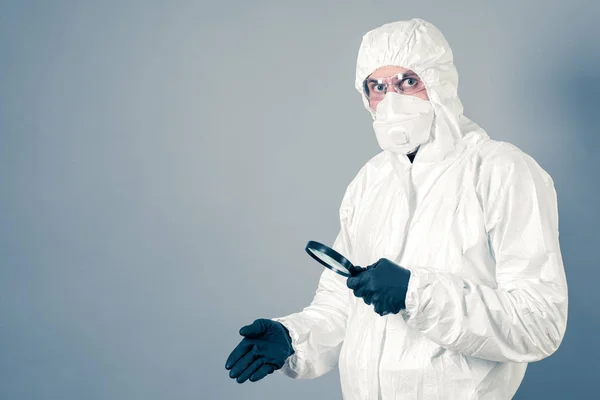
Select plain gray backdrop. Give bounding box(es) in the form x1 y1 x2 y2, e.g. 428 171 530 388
1 1 599 399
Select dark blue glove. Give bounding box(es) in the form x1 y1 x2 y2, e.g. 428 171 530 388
225 319 294 383
346 258 411 316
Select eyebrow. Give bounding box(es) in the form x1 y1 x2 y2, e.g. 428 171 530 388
366 70 419 82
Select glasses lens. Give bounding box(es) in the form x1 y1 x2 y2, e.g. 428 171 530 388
364 73 426 100
393 75 426 95
364 79 387 100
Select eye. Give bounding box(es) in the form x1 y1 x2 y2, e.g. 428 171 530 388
403 78 417 87
369 82 386 93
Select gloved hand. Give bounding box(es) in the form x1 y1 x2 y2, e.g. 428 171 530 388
225 318 294 383
346 258 411 316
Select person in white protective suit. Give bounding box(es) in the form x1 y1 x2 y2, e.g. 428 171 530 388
225 18 568 399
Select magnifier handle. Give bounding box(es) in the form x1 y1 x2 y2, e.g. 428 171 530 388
348 265 367 277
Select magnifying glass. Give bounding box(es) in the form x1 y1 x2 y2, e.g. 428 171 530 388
305 240 361 277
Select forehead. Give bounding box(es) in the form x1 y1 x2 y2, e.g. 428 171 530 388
368 65 411 79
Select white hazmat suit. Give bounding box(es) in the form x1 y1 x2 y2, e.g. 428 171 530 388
272 18 568 399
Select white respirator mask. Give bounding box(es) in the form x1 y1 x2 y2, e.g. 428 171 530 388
372 93 434 154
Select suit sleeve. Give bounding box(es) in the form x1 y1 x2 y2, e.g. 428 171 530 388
401 143 568 363
271 176 360 378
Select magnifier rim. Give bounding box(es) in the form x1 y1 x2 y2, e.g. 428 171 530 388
305 240 356 277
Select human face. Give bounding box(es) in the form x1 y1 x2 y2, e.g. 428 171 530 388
364 66 429 111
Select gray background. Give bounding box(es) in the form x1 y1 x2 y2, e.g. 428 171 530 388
1 1 599 399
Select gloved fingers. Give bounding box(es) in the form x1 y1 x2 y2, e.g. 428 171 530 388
351 286 369 301
225 339 253 370
373 296 393 316
348 265 367 277
347 270 368 290
346 277 357 289
228 345 257 379
249 363 277 382
235 358 265 384
352 278 373 298
373 293 384 315
353 287 369 300
239 319 269 338
362 290 375 305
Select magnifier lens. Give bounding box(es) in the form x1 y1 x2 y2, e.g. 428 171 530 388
305 241 356 278
308 249 349 274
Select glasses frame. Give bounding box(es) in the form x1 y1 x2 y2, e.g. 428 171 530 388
362 72 427 100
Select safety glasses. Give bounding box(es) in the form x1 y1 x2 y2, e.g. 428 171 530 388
363 72 427 101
